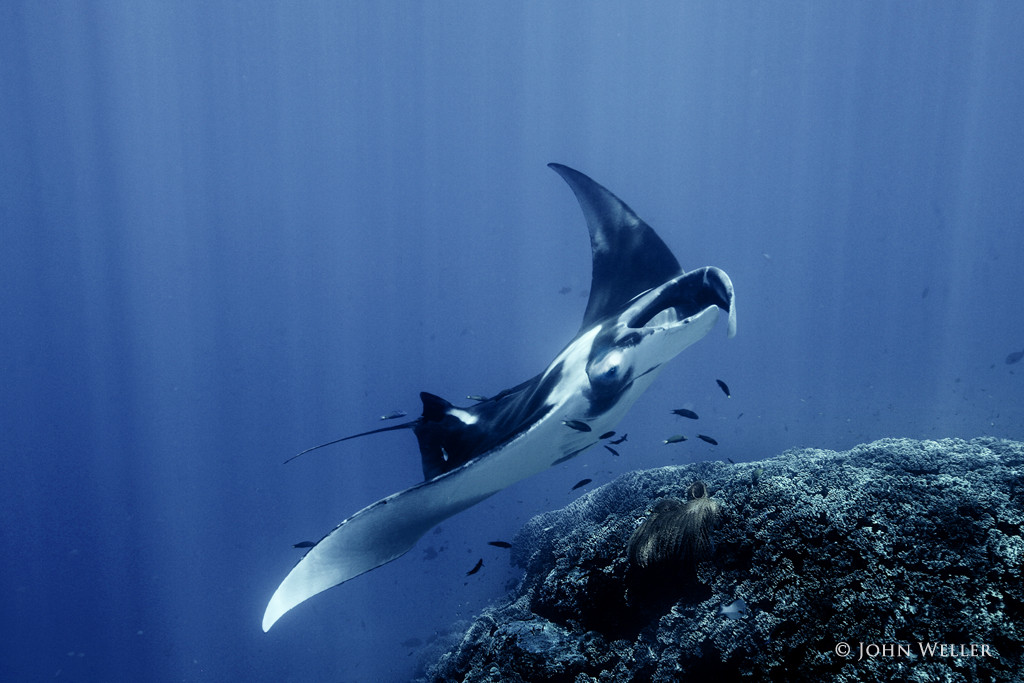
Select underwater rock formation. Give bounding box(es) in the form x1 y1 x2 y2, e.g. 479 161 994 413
421 438 1024 682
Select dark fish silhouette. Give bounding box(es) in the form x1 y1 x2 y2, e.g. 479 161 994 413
610 434 628 445
672 408 699 420
562 419 592 432
663 434 687 444
380 411 408 420
697 434 718 445
599 431 616 439
572 478 593 490
716 379 731 398
466 558 483 576
604 445 620 456
487 541 512 549
292 541 316 549
1007 350 1024 365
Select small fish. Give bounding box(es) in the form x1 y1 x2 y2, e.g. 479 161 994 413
697 434 718 445
466 558 484 576
571 478 593 491
558 285 572 295
488 541 512 549
921 286 930 299
599 431 616 439
716 379 731 398
610 434 628 445
380 410 408 421
719 598 748 620
751 467 763 485
1007 350 1024 365
466 394 489 402
672 408 699 420
562 419 592 432
726 457 735 464
604 445 620 456
292 541 316 549
663 434 687 444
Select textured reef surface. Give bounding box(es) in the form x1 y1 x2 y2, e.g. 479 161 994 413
421 438 1024 682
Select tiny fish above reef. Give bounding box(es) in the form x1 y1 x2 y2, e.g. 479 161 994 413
716 379 731 398
599 431 616 439
610 434 628 445
487 541 512 549
604 445 620 456
466 559 483 576
572 478 593 491
672 408 699 420
664 434 688 444
380 410 408 421
697 434 719 445
1007 349 1024 365
262 164 736 632
562 419 592 432
292 541 316 549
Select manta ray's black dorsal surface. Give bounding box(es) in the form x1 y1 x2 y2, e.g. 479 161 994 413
549 163 682 330
263 164 736 632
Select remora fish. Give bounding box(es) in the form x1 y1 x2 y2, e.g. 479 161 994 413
262 163 736 631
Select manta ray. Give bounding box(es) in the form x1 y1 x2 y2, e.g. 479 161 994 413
262 163 736 631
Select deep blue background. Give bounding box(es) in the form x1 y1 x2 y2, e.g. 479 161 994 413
2 3 1023 681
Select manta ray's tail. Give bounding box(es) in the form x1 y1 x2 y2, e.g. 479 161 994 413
283 419 420 464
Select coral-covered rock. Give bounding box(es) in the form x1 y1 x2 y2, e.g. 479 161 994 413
421 438 1024 682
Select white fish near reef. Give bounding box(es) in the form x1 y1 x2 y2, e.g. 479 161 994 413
719 598 749 620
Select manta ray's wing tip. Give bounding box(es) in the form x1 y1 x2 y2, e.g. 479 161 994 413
546 161 575 177
262 599 283 632
263 582 299 632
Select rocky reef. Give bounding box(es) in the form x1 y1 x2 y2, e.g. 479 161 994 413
422 438 1024 682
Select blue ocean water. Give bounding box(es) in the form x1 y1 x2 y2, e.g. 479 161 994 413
2 3 1022 681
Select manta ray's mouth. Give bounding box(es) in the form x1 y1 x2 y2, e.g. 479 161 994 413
627 267 734 330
